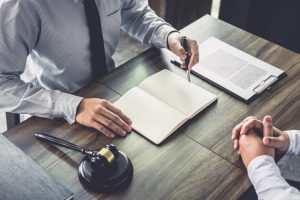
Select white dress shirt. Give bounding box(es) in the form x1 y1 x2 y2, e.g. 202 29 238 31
247 130 300 200
0 0 176 123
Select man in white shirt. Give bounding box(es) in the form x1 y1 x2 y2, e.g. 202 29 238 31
0 0 199 138
232 115 300 199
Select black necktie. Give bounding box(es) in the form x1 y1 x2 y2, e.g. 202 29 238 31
84 0 107 80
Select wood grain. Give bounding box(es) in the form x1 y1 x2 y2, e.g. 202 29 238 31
101 15 300 168
89 132 250 200
3 15 299 199
179 15 300 167
3 82 121 199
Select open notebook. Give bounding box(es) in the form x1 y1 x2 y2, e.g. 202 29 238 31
114 69 217 144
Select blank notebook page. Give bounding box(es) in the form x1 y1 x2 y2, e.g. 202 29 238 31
139 69 217 118
114 87 188 144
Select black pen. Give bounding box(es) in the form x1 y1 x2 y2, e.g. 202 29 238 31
181 36 191 83
170 60 182 68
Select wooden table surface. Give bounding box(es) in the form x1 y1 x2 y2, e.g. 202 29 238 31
3 15 300 200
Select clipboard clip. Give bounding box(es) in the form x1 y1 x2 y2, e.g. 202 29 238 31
253 75 278 94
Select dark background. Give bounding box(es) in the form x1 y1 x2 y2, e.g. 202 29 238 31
219 0 300 53
149 0 300 53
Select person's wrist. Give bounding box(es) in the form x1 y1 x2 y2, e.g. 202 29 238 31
75 98 86 120
167 31 180 50
243 149 275 167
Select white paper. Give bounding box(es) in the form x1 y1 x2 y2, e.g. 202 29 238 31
114 70 218 144
192 37 285 101
114 87 188 144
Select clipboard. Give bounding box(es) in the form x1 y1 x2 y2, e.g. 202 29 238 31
191 37 287 104
191 70 286 104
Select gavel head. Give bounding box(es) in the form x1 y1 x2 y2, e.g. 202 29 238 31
79 144 133 191
90 144 120 170
104 144 119 159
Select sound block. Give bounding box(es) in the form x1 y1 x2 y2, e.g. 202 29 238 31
78 151 133 192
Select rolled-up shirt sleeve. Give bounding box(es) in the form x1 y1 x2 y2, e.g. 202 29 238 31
121 0 177 49
0 1 83 124
247 155 300 200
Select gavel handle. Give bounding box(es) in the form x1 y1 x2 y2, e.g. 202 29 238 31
35 133 95 156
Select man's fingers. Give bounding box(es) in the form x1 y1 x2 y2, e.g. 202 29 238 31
231 122 242 140
179 48 187 61
263 136 282 149
171 38 199 69
196 53 199 64
240 118 262 135
233 139 239 150
172 41 186 60
105 102 132 126
93 114 126 137
76 98 132 139
272 127 282 137
188 40 199 68
188 53 197 69
90 121 115 138
97 106 131 132
263 115 273 137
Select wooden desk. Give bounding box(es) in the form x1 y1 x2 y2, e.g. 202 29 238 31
3 15 300 199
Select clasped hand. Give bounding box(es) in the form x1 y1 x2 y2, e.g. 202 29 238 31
231 115 290 167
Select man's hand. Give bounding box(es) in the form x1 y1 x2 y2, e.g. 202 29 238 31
263 128 290 154
238 116 275 167
75 98 132 138
167 32 199 69
231 116 290 154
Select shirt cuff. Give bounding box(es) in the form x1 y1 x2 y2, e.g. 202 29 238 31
285 130 300 155
166 30 180 50
247 154 300 199
53 93 83 124
247 155 280 187
153 25 177 49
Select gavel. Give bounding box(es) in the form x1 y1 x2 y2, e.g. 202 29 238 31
35 133 133 192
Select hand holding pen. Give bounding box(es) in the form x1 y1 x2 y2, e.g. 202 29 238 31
181 36 191 82
167 32 199 69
